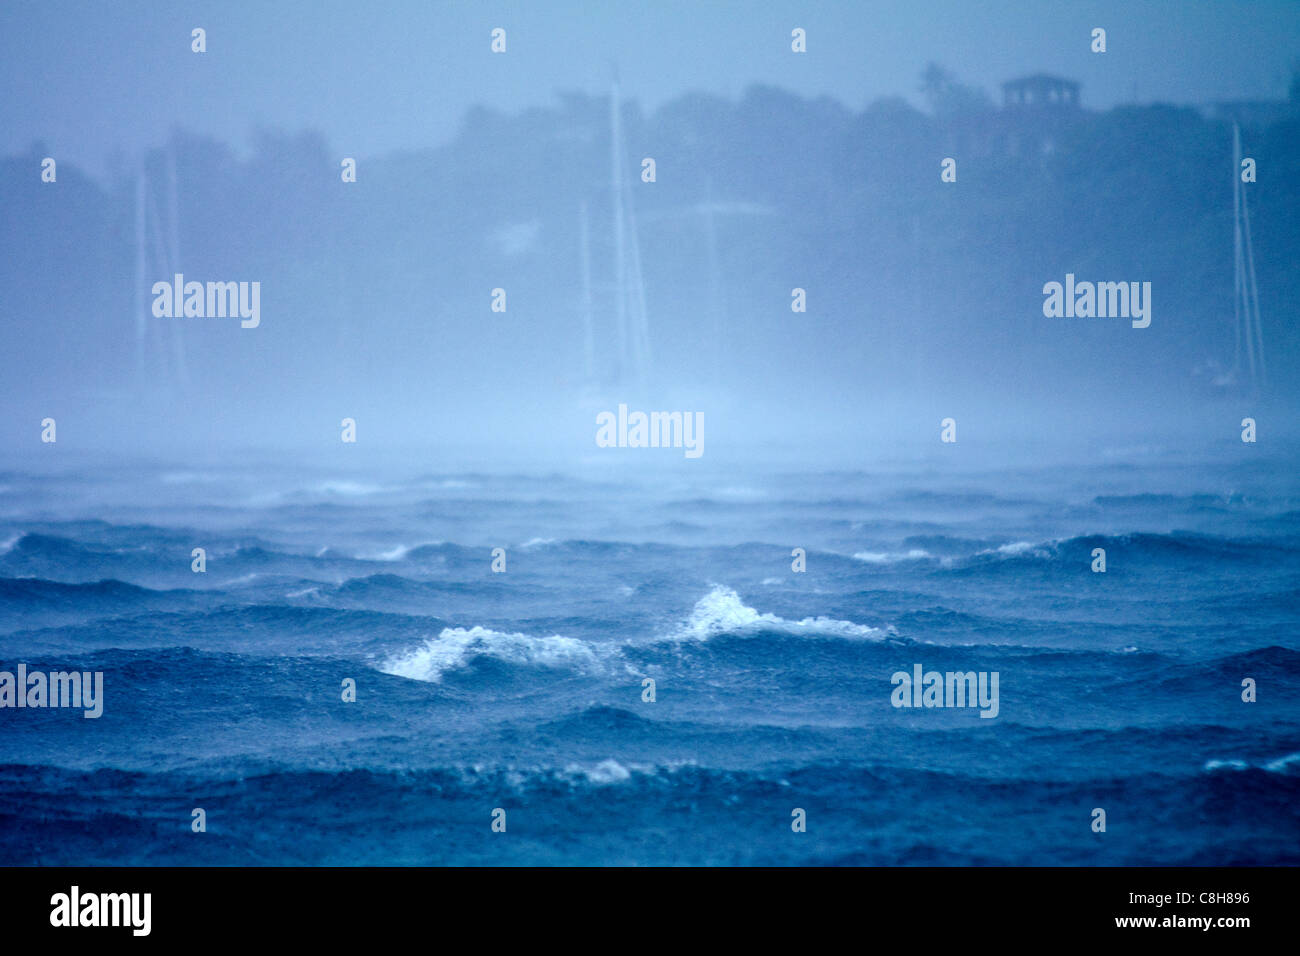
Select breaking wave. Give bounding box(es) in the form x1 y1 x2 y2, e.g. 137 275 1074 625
669 585 887 642
377 626 598 683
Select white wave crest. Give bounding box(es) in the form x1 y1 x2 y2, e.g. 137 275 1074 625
518 537 556 550
1264 752 1300 775
378 626 597 683
852 548 932 564
994 541 1035 555
670 585 885 642
315 480 387 497
976 540 1054 559
1203 759 1249 772
1203 753 1300 775
360 541 443 561
565 758 634 785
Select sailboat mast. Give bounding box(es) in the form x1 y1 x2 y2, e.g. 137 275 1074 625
624 173 652 385
134 168 148 379
610 81 630 381
579 200 595 382
1239 147 1266 389
166 143 188 389
1232 125 1246 380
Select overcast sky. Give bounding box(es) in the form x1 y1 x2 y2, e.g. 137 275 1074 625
3 0 1298 181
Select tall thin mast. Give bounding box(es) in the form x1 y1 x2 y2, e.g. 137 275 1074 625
624 169 652 386
579 200 595 382
1239 137 1266 390
1232 124 1255 386
610 81 630 381
165 143 188 389
134 168 148 379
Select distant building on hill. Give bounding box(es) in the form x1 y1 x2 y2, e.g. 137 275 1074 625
1001 74 1082 110
929 73 1087 163
993 75 1084 163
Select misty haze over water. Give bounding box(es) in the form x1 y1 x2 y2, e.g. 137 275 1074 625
1 2 1298 869
2 1 1299 461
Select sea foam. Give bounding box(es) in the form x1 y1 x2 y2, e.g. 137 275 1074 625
378 626 597 683
669 585 886 642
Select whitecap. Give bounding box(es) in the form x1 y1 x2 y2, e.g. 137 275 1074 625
359 542 442 561
852 548 931 564
576 759 633 785
377 626 598 683
1203 759 1249 772
995 541 1036 555
669 585 885 642
314 480 386 497
1264 752 1300 774
968 540 1054 560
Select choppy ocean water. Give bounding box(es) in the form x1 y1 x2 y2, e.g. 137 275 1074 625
1 452 1297 865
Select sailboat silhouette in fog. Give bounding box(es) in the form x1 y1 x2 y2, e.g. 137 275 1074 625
576 77 652 407
1194 123 1266 399
132 143 189 398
